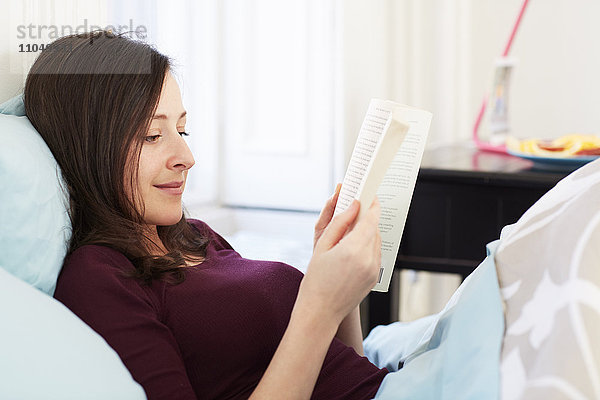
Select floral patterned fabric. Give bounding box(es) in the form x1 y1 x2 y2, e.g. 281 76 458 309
496 159 600 400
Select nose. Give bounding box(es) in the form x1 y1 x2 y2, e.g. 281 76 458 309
168 131 195 172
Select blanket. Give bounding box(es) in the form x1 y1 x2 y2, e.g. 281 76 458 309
364 240 504 400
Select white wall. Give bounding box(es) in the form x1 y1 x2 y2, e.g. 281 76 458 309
0 3 26 102
336 0 600 172
1 0 108 103
495 0 600 139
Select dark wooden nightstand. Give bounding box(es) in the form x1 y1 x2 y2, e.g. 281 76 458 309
365 143 573 332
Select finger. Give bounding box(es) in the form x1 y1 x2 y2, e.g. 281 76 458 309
358 197 381 230
370 196 381 212
314 198 333 233
314 183 342 233
316 199 360 251
332 182 342 206
368 197 381 227
374 232 382 262
342 200 380 247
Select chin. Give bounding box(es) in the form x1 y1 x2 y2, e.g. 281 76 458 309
148 211 184 227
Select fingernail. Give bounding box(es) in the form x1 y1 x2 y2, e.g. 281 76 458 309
333 183 342 196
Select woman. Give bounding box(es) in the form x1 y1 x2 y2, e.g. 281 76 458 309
25 31 388 399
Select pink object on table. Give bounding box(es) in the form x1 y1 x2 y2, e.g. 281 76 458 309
473 0 530 154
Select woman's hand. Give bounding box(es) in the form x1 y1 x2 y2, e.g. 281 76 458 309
312 183 371 354
299 195 382 327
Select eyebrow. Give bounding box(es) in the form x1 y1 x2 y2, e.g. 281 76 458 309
152 111 187 120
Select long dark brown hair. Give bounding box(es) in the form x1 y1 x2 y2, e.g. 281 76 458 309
24 30 209 285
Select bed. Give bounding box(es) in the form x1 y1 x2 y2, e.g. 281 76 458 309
1 94 599 399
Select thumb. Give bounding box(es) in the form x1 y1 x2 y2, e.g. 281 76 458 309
315 200 360 251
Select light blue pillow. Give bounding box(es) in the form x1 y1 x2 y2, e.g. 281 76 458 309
0 95 147 398
0 266 147 399
0 93 26 116
0 96 70 295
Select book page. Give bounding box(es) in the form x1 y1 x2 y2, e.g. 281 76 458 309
334 100 394 217
332 99 432 292
373 105 432 291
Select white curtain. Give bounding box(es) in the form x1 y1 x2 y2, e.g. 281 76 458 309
335 0 476 160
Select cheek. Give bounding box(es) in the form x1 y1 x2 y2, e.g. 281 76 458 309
137 146 155 184
136 160 155 198
122 166 136 202
136 149 165 201
124 147 155 207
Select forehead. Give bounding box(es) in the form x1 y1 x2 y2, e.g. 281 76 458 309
154 71 184 115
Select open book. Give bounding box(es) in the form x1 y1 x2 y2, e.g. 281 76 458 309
333 99 433 292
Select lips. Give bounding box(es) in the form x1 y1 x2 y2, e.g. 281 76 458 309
154 181 184 196
154 181 183 189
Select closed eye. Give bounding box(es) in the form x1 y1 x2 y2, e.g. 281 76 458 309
144 130 188 144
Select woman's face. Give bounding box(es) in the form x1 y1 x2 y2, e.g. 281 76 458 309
134 71 195 227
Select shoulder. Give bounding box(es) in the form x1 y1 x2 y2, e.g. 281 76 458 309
56 244 160 312
186 218 210 235
186 218 235 251
64 244 134 277
186 218 216 238
58 244 146 299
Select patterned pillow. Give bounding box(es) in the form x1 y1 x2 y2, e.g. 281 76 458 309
495 159 600 399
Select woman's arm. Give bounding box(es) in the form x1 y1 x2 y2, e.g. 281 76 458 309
248 293 339 399
250 197 382 399
335 306 364 356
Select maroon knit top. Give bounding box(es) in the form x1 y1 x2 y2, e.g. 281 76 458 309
54 219 388 399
